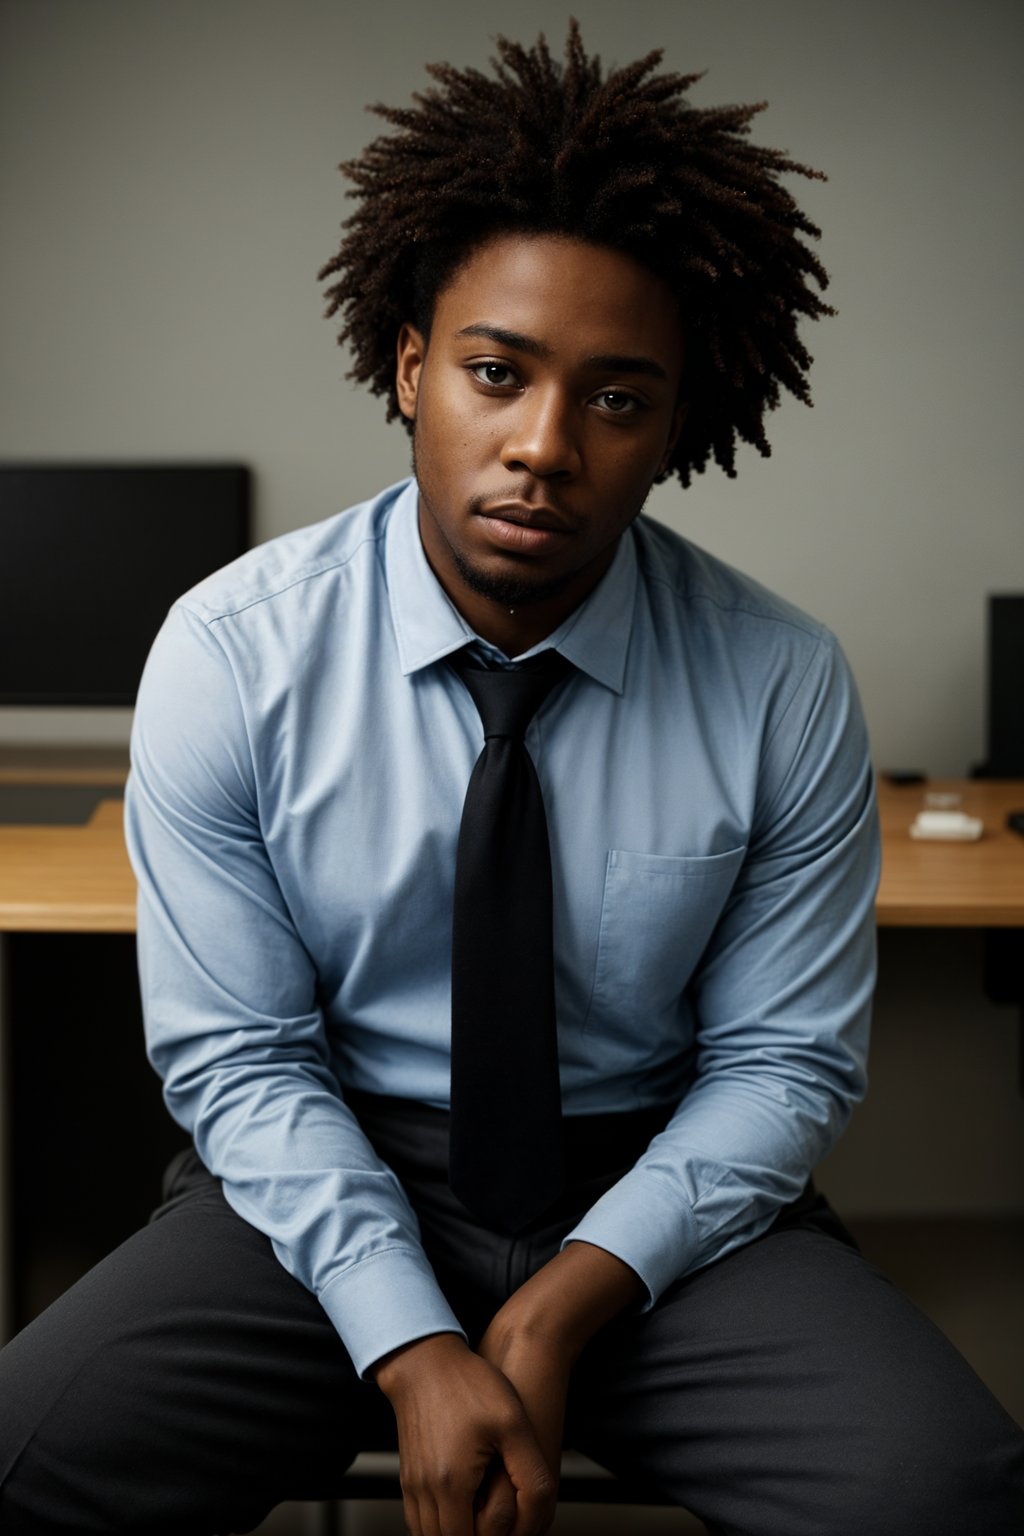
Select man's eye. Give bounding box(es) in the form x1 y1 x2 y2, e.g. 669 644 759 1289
471 363 516 387
596 391 640 414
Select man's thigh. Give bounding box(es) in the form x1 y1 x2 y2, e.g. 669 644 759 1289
0 1154 392 1535
568 1216 1024 1536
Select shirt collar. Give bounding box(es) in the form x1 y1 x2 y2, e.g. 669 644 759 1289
386 478 636 695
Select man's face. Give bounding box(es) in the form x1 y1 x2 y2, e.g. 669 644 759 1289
396 233 686 649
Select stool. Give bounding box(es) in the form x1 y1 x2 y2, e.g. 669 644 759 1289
319 1450 683 1534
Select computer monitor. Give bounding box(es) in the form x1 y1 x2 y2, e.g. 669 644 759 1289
0 464 251 706
985 594 1024 778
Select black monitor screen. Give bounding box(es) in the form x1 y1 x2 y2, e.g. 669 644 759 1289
0 465 251 705
986 594 1024 777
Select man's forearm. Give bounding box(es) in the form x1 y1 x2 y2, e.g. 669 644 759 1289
481 1239 645 1367
478 1241 645 1466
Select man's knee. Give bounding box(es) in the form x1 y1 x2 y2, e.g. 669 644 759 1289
0 1329 157 1533
831 1400 1024 1536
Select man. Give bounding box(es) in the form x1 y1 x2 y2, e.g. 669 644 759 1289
1 25 1021 1536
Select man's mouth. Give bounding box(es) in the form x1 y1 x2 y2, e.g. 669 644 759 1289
479 501 573 533
476 503 574 555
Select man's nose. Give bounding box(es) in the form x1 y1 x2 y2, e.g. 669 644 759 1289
499 389 581 478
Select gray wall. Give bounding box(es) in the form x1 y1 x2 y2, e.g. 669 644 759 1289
2 0 1022 765
1 0 1022 1216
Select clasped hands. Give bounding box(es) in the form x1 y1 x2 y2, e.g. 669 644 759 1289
372 1242 644 1536
375 1322 565 1536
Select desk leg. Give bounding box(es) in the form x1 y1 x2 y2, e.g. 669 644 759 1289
0 932 11 1344
982 931 1024 1095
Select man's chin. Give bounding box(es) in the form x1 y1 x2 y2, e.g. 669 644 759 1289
451 550 572 610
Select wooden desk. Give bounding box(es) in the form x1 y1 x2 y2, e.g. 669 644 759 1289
0 753 134 1336
876 778 1024 927
0 800 135 933
2 777 1022 935
0 747 133 932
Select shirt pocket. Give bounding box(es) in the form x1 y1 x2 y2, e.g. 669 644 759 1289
583 847 747 1036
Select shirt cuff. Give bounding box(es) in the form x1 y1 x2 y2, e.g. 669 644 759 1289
559 1164 699 1308
318 1245 467 1379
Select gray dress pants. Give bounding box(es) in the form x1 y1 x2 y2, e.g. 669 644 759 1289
1 1093 1022 1535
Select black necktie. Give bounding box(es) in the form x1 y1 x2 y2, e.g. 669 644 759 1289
448 647 573 1231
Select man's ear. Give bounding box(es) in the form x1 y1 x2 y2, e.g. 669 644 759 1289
396 323 426 421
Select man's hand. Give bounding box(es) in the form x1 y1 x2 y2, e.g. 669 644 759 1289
373 1332 557 1536
471 1320 571 1535
373 1244 643 1535
474 1242 647 1531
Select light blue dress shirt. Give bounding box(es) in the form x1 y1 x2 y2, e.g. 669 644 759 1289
126 476 879 1378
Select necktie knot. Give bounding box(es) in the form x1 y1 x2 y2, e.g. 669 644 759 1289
450 649 572 742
